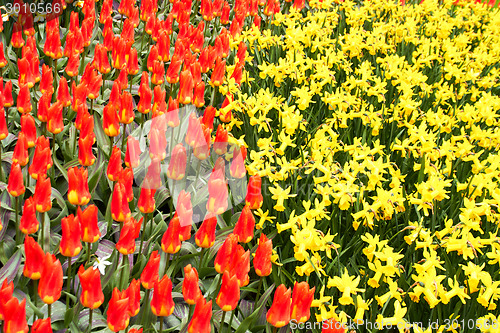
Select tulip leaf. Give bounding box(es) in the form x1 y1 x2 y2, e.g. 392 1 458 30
0 249 22 282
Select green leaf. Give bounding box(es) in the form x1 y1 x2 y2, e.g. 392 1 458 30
0 249 22 282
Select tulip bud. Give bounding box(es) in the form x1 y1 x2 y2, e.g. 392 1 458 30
151 275 175 317
60 214 83 257
140 250 160 289
266 284 291 328
195 214 217 248
233 204 255 243
20 197 39 235
78 264 105 309
7 161 25 197
107 288 130 332
78 205 101 243
23 235 45 280
116 216 142 255
111 183 131 222
38 253 63 304
187 297 212 333
167 143 187 180
34 174 52 213
254 233 273 277
68 166 91 206
216 271 240 311
183 264 202 305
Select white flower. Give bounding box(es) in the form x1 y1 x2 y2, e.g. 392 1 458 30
93 254 112 275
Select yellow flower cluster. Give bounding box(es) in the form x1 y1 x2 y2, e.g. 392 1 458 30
221 0 500 328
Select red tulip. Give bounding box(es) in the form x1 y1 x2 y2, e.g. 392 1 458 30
254 233 273 277
291 282 315 323
161 214 182 254
78 205 101 243
151 275 175 317
7 161 25 197
17 84 32 114
116 216 142 255
266 284 291 328
23 236 45 280
178 70 194 105
20 197 39 235
138 187 156 214
187 297 212 333
106 288 130 332
21 114 37 148
211 57 226 87
183 264 202 305
177 190 193 228
140 250 160 289
125 136 141 168
2 298 29 333
233 204 255 243
126 279 141 317
214 233 238 274
38 253 63 304
216 271 240 311
29 136 52 180
0 280 14 320
31 318 53 333
78 265 105 309
34 174 52 213
195 214 217 248
111 183 131 222
167 143 187 180
40 64 54 95
68 166 91 206
60 214 83 257
107 146 123 181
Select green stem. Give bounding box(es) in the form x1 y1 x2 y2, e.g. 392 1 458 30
213 274 222 299
139 213 148 256
66 257 72 311
255 276 263 301
120 254 129 290
141 289 151 327
159 317 163 333
0 144 3 182
88 308 93 333
227 310 235 333
163 253 171 277
87 242 91 263
199 248 206 270
220 311 227 332
90 99 94 116
122 123 128 152
48 303 52 318
15 196 20 245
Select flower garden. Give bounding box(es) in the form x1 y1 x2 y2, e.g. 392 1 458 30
0 0 500 332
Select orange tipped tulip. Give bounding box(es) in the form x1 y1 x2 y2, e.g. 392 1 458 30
233 204 255 243
116 216 142 255
106 288 130 332
213 125 228 155
47 101 64 134
138 187 156 214
111 182 131 222
267 284 291 328
151 275 175 317
13 132 29 167
161 214 182 254
7 161 25 197
178 70 194 105
140 250 160 289
125 136 141 168
68 166 91 206
78 264 105 309
0 280 14 320
254 233 273 277
38 253 63 304
230 147 246 179
216 271 240 311
20 197 39 235
246 175 263 210
187 297 212 333
2 298 29 333
167 143 187 180
31 318 53 333
23 235 45 280
34 174 52 213
60 214 83 257
21 114 37 148
183 265 202 305
214 233 238 274
107 146 123 181
195 214 217 248
78 205 101 243
176 190 193 228
291 282 315 323
29 136 52 180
